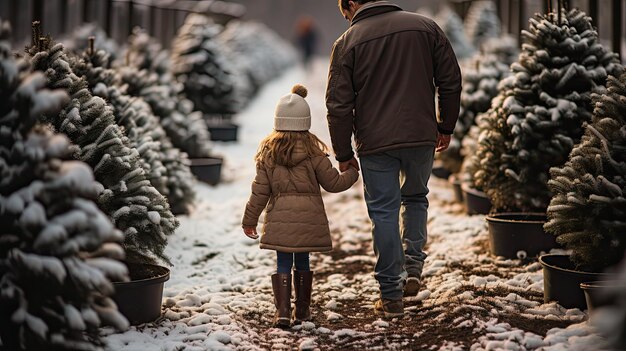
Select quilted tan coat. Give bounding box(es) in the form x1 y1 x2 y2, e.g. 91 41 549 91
242 145 359 252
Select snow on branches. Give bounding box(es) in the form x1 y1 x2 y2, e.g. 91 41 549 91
216 20 298 93
124 29 214 160
464 0 501 51
545 71 626 272
468 9 623 212
72 48 196 214
441 36 518 174
171 14 242 115
434 7 475 60
0 21 128 349
26 34 178 265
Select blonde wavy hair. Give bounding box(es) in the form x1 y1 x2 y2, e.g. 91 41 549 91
255 131 328 167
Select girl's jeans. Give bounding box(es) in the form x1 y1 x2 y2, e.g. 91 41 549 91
276 251 310 274
359 145 434 300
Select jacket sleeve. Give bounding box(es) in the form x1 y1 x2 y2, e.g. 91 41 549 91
314 156 359 193
432 24 462 135
326 37 356 162
242 163 271 227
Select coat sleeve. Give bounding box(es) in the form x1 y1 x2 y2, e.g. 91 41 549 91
326 37 356 162
432 23 462 135
242 163 271 227
313 156 359 193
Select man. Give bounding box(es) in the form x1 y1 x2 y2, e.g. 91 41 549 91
326 0 462 317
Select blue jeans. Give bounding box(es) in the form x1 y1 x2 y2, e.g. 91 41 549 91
276 251 310 274
360 146 434 300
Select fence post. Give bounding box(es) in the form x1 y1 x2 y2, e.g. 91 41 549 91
59 0 68 33
32 0 44 23
518 0 525 46
588 0 598 26
150 1 158 36
128 0 134 37
613 0 622 58
83 0 90 23
105 0 113 36
10 0 19 42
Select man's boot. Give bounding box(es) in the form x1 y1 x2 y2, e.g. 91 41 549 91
271 273 292 328
404 261 425 297
292 270 313 324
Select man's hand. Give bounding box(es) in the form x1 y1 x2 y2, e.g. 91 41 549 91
243 226 258 239
339 157 360 172
436 133 452 153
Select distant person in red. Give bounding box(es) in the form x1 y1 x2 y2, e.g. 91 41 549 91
295 16 318 71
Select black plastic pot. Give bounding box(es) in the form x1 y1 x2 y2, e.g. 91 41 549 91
113 263 170 325
206 121 239 142
189 157 223 185
449 174 463 203
486 213 557 259
539 254 610 310
580 280 626 312
170 203 189 216
431 160 452 179
461 184 492 215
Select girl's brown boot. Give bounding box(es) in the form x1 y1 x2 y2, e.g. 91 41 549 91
292 270 313 324
271 273 292 328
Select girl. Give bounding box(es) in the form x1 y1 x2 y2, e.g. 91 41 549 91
242 84 359 328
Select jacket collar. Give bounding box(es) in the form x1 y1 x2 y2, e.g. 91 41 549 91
351 1 402 26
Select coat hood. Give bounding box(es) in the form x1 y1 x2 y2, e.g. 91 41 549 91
270 142 309 168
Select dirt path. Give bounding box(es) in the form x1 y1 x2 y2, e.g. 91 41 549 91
234 178 584 350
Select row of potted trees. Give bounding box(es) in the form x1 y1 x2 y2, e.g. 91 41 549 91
438 4 625 312
1 10 297 350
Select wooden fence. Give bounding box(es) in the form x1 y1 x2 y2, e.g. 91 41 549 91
450 0 624 58
0 0 624 57
1 0 245 48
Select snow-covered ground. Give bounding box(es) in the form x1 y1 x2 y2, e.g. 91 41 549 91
103 60 612 350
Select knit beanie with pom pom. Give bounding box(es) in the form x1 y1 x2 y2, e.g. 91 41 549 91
274 84 311 131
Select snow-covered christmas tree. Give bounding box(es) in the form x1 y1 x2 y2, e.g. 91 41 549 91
124 28 171 80
26 28 178 264
545 71 626 272
468 9 623 212
216 20 298 93
440 36 518 174
464 0 501 51
71 47 196 214
170 14 243 115
118 63 213 160
63 23 119 60
0 21 128 349
433 7 475 60
123 28 214 160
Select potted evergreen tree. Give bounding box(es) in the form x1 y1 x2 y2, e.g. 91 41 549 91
541 71 626 309
0 22 129 348
171 14 241 141
459 122 493 214
72 43 200 209
121 31 223 186
27 25 175 324
464 0 501 51
442 37 518 203
468 7 622 259
433 6 475 60
215 20 298 97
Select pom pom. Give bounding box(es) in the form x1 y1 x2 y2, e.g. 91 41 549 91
291 84 308 98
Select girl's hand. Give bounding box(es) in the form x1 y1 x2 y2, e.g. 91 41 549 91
243 226 259 239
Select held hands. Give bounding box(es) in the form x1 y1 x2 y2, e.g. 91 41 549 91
243 226 258 239
436 133 452 153
339 157 360 172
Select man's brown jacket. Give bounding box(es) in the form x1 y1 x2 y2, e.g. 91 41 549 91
326 1 462 161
